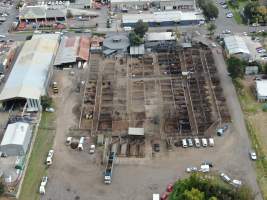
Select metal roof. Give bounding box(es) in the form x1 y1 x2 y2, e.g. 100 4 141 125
78 36 90 61
128 127 144 136
122 11 204 24
146 32 175 41
1 122 30 146
256 80 267 98
224 35 250 55
130 44 145 55
54 36 80 65
0 34 59 101
19 6 66 19
103 34 130 50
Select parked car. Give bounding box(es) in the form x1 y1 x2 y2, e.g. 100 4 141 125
89 144 96 154
194 138 201 147
153 143 160 152
0 34 6 38
186 166 198 173
231 179 242 187
220 173 231 182
222 4 228 8
226 12 233 18
202 161 213 167
160 192 169 200
250 151 257 160
209 138 214 147
39 176 48 194
182 139 188 148
66 137 72 145
201 138 208 147
187 138 193 147
166 183 173 192
217 124 229 136
46 150 54 166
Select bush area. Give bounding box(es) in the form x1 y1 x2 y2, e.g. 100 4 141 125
244 2 267 25
198 0 219 20
169 174 253 200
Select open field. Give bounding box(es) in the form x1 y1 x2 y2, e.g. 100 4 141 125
20 112 56 200
235 78 267 199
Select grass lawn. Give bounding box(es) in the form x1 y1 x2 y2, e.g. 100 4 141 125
19 112 56 200
234 78 267 199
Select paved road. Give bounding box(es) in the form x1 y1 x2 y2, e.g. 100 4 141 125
211 47 263 200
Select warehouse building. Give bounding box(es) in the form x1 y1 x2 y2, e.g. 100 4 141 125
110 0 195 11
0 34 60 111
122 11 204 27
0 122 32 156
103 34 130 56
224 35 251 60
256 80 267 101
54 36 90 67
19 5 66 22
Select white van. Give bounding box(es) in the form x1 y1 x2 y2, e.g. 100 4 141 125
182 139 188 148
194 138 200 147
123 26 132 31
202 138 208 147
209 138 214 147
46 150 54 166
153 194 160 200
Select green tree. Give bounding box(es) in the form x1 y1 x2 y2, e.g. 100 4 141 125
244 2 260 23
182 188 204 200
208 197 218 200
203 3 219 20
129 32 143 46
207 22 216 37
134 20 148 37
41 96 52 110
227 57 245 79
0 182 4 195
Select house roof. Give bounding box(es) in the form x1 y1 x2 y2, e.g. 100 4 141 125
0 34 59 101
224 35 250 55
1 122 30 146
19 6 66 19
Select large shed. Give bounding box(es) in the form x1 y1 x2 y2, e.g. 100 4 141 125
224 35 250 60
0 34 60 111
0 122 32 156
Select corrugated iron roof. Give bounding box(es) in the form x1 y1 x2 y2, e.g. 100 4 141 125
0 34 59 101
78 37 90 61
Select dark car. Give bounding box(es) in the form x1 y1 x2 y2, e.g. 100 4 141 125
153 143 160 152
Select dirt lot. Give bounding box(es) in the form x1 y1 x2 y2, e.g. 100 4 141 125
42 51 262 200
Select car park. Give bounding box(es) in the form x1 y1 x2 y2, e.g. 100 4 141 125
39 176 48 194
249 151 257 160
201 138 208 147
194 138 200 147
220 173 231 182
187 138 193 147
186 166 198 173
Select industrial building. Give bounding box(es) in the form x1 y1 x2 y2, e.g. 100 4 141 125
103 34 130 56
256 80 267 101
0 122 32 156
0 34 60 111
19 5 66 22
146 32 176 42
122 11 204 27
224 35 251 60
54 36 90 67
110 0 195 11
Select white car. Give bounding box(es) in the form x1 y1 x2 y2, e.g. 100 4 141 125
243 32 248 36
194 138 201 147
222 30 231 34
231 179 242 187
89 144 96 154
199 164 210 173
211 42 217 47
209 138 214 147
186 166 198 173
226 13 233 18
250 151 257 160
220 173 231 182
201 138 208 147
39 176 48 194
46 150 54 166
0 35 6 38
